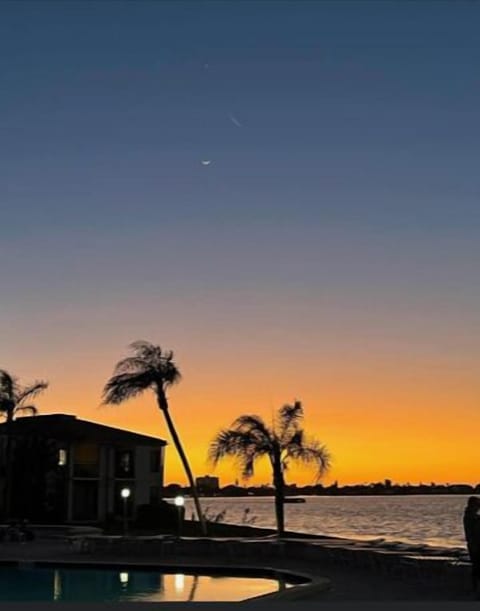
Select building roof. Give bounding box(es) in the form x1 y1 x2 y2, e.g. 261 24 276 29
0 414 166 447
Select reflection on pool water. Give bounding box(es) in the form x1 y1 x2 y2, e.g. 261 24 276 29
0 566 294 602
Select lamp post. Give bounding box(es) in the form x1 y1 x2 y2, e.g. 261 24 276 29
174 495 184 537
121 488 131 536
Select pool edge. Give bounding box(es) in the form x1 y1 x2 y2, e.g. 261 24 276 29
0 559 324 602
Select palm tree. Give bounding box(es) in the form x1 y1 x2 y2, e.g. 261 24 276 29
0 370 48 423
102 341 207 535
0 369 49 518
208 401 331 537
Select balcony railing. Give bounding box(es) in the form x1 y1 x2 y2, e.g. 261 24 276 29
73 462 99 478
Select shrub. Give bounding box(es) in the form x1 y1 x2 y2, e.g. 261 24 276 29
203 507 227 524
135 501 180 529
241 507 257 525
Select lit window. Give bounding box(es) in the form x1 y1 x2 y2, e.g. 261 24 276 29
58 449 67 466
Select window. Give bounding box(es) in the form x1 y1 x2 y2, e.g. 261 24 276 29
150 449 161 473
58 449 67 466
73 443 99 477
115 450 135 478
121 453 130 472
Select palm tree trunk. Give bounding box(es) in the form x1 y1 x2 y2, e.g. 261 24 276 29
273 484 285 537
156 392 207 536
272 455 285 537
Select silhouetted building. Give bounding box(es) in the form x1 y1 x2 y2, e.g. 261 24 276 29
196 475 220 495
0 414 166 523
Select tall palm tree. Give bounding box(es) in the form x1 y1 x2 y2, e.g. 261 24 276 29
102 341 207 535
0 369 49 518
208 401 331 537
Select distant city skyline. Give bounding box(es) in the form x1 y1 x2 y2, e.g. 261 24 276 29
1 1 479 486
164 478 480 494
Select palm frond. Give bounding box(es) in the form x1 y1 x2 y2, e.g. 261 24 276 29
240 452 256 479
16 381 49 405
14 405 38 417
208 429 252 464
278 401 303 441
209 428 269 461
0 371 46 421
284 429 303 449
208 424 272 482
102 371 155 405
115 342 181 388
130 340 158 353
287 436 331 481
232 414 271 440
129 341 164 366
114 356 152 375
160 356 182 387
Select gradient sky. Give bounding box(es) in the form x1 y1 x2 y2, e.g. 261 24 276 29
1 1 479 486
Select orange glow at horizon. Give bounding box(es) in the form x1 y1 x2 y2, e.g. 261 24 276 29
18 345 480 488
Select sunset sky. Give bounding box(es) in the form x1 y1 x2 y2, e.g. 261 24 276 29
1 1 479 486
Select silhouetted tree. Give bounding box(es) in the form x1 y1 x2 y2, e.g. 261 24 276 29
0 370 48 423
0 370 48 518
102 341 207 535
208 401 331 536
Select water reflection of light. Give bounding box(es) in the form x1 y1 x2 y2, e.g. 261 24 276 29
53 570 62 601
174 574 185 592
120 572 129 585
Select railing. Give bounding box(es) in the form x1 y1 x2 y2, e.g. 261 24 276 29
73 463 99 478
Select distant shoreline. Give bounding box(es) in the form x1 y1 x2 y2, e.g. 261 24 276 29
164 483 479 497
164 490 478 498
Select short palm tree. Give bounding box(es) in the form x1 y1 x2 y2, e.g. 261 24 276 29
209 401 331 536
102 341 207 535
0 370 48 423
0 369 49 518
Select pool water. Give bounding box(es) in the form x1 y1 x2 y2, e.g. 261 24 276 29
0 566 293 602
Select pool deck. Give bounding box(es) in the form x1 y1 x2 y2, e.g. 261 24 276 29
0 537 476 601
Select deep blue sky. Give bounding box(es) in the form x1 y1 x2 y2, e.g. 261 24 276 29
2 0 479 233
1 2 479 483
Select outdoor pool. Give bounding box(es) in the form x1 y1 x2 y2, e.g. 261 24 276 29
0 564 301 602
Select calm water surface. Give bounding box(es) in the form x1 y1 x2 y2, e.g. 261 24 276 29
185 495 470 549
0 567 289 601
